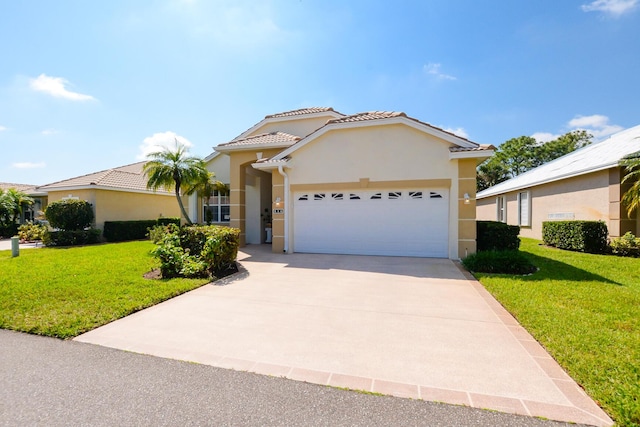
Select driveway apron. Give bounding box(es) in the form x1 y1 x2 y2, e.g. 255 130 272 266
76 245 612 426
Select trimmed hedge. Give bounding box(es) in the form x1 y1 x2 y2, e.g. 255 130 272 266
45 199 94 231
103 220 158 242
157 217 181 226
462 250 537 275
43 229 101 247
610 232 640 257
542 220 608 254
477 221 520 252
0 223 19 238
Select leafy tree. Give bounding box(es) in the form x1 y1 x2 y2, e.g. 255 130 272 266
477 131 593 191
143 141 209 226
620 150 640 217
183 171 228 225
477 158 510 192
45 199 94 230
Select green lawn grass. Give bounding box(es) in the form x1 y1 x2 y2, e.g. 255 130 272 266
475 238 640 427
0 241 209 339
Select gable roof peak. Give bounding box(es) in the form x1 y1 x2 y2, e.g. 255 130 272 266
265 107 340 119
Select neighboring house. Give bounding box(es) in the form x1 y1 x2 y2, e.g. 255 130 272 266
0 182 47 223
476 124 640 240
36 162 182 230
203 107 493 259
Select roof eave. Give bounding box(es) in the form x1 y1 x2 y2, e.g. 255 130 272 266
215 142 295 153
36 185 174 196
251 159 290 170
449 150 494 161
476 162 618 199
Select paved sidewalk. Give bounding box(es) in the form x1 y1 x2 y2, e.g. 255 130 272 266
0 238 42 251
76 246 613 426
1 329 581 427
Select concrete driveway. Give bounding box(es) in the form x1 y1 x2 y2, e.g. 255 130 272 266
76 245 612 426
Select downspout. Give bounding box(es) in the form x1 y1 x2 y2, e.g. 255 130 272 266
277 165 289 253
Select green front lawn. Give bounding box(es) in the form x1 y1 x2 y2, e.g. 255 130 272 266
0 241 209 339
475 238 640 427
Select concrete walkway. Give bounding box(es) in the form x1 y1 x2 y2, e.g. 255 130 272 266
0 238 42 251
76 246 613 426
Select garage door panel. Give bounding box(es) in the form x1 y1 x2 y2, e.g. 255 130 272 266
293 189 449 258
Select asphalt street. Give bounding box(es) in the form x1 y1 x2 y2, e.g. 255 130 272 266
0 330 589 427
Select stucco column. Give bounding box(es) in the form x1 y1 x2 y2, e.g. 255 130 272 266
230 160 247 246
458 159 477 258
271 172 285 253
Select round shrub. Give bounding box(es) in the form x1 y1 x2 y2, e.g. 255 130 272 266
462 250 537 275
45 199 94 231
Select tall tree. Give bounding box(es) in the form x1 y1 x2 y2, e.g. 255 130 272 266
620 150 640 217
477 131 593 191
143 141 209 225
183 171 228 224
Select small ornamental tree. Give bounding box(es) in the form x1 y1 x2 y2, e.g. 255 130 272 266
45 199 94 230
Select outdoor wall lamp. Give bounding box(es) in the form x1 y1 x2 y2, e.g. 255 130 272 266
464 193 471 204
274 196 282 207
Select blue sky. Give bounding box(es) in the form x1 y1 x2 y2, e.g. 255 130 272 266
1 0 639 185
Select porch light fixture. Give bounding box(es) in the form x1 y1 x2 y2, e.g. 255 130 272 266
274 196 282 207
464 193 470 204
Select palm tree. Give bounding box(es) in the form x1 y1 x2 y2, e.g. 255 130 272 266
0 188 33 225
183 171 228 224
620 151 640 217
143 141 209 225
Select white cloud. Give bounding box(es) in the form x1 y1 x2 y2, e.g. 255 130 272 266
443 127 469 139
568 114 623 139
0 125 6 132
581 0 638 16
29 74 95 101
137 131 194 160
41 128 58 135
531 132 560 143
12 162 46 169
423 63 457 81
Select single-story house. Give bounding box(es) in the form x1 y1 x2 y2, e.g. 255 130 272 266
476 124 640 239
36 161 182 230
201 107 493 259
0 182 47 223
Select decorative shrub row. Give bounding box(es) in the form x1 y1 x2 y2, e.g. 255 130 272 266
610 232 640 257
103 220 158 242
477 221 520 252
462 250 537 275
150 224 240 279
43 229 102 247
542 220 608 254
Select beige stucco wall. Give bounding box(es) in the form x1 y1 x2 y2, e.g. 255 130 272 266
477 170 611 240
285 123 463 259
47 189 180 230
246 114 336 139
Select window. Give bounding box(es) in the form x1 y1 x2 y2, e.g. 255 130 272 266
496 196 506 223
518 191 530 227
203 189 230 223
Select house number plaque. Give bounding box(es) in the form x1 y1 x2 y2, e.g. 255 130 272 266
273 209 284 214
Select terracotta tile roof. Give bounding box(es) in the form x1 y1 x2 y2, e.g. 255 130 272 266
327 111 478 144
37 161 171 194
327 111 407 124
265 107 338 119
218 131 301 148
0 182 38 192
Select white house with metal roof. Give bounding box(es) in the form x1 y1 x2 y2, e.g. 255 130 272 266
476 124 640 239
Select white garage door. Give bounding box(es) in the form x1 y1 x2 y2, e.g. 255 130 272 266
293 189 449 257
